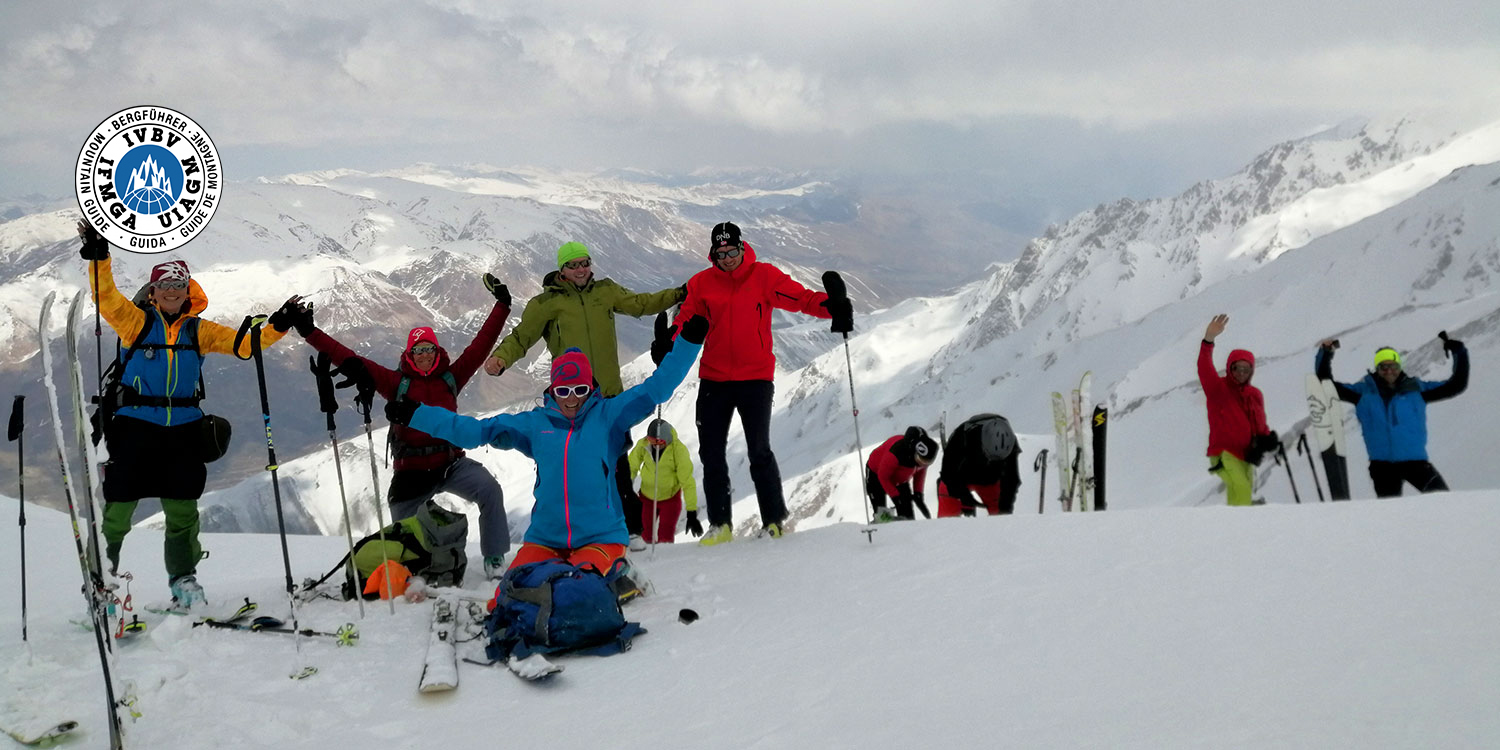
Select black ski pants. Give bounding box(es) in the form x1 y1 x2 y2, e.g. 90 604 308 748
615 430 642 536
697 379 785 528
1368 460 1449 498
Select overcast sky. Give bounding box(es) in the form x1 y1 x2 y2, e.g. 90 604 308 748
3 0 1498 229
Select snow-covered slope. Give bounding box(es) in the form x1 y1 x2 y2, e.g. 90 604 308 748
4 491 1498 748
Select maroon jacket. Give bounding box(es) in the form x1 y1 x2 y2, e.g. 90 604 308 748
304 301 510 471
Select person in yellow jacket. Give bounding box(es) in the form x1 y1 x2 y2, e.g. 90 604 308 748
627 418 702 544
78 220 290 606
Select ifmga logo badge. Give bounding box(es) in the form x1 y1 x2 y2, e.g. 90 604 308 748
75 106 222 254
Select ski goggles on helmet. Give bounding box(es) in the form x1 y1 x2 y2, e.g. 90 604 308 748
154 279 189 291
552 383 592 399
409 343 438 355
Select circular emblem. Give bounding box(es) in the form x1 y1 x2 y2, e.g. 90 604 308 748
75 106 222 254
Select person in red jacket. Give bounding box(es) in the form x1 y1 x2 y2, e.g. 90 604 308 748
865 426 938 521
1198 314 1280 506
671 221 853 545
272 275 515 578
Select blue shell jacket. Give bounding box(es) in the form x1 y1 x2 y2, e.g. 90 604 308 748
1314 345 1468 462
409 338 702 550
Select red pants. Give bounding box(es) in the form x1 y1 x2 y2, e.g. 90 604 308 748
507 542 626 574
936 479 1005 517
639 491 683 544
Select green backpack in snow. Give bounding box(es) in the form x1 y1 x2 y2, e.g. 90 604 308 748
305 502 469 600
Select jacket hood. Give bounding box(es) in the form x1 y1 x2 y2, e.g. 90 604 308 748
400 327 450 376
542 269 593 293
133 279 208 317
708 241 758 276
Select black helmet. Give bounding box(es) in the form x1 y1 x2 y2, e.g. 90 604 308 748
972 414 1016 459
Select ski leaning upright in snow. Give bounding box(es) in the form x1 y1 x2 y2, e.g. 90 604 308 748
1071 371 1095 512
1050 392 1074 510
1304 372 1351 500
39 291 129 750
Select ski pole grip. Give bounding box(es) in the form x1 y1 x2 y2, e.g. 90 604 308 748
822 271 847 300
310 354 339 416
232 315 263 361
7 395 21 442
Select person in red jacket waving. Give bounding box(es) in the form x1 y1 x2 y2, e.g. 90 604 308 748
671 221 853 545
273 275 515 578
1198 314 1280 506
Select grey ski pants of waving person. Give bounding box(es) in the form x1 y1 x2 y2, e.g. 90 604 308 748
387 457 512 558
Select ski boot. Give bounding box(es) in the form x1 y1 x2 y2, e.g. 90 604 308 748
169 574 207 609
698 524 732 546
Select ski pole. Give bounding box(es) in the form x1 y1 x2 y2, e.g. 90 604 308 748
310 353 363 619
822 272 869 537
1274 440 1301 504
9 396 25 642
233 316 313 663
1296 433 1326 503
1033 448 1048 515
352 379 397 614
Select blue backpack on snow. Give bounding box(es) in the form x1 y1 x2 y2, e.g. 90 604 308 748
484 559 644 662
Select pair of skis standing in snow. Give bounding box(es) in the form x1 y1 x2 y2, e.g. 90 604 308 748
1199 314 1469 506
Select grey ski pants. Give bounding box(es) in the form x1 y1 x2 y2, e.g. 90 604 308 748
388 457 512 558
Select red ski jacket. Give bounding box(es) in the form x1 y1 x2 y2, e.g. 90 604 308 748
673 243 831 382
1197 341 1269 460
304 301 509 471
866 435 929 496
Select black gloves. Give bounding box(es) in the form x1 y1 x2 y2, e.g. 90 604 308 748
483 273 510 306
680 315 709 345
650 312 674 366
385 397 419 427
332 357 377 415
1441 332 1463 355
268 297 315 336
685 510 704 538
675 284 688 302
1244 433 1282 466
77 221 110 261
820 271 854 334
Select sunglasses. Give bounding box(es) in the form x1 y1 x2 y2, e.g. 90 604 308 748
410 343 437 355
552 383 592 399
154 280 189 291
712 246 743 260
562 258 592 270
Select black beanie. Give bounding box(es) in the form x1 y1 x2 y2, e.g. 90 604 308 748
710 221 741 249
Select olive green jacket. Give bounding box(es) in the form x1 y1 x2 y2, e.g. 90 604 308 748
492 271 684 395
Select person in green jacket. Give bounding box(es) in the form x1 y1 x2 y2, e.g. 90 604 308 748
484 241 685 549
628 418 702 544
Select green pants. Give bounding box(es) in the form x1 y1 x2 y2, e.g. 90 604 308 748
1210 452 1254 507
102 499 201 579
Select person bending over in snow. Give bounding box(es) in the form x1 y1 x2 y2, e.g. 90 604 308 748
270 275 515 579
628 418 701 544
388 316 707 579
1198 314 1280 507
78 220 291 607
936 414 1021 517
866 426 938 521
483 241 686 553
1315 335 1467 497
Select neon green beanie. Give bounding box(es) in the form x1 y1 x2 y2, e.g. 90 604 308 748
1373 347 1402 368
557 242 590 268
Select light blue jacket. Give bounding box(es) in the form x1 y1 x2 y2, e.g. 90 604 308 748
409 340 701 549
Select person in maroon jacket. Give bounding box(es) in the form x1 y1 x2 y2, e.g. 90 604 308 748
671 221 853 544
865 426 938 521
273 274 516 577
1198 314 1280 507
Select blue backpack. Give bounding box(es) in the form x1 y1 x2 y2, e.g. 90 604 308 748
485 560 644 662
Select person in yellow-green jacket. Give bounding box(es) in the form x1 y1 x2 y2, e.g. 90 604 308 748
484 242 685 550
628 418 702 544
77 220 290 607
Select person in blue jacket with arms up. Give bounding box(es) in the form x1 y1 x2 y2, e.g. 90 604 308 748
386 316 709 576
1315 334 1468 497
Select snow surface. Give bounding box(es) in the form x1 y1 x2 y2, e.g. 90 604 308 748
2 492 1498 748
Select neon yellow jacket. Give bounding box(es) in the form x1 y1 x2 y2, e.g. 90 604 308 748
627 428 697 510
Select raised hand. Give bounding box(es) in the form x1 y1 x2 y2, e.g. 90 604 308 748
1204 314 1229 343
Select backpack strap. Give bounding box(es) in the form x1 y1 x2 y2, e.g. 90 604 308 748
395 372 458 401
392 373 460 457
501 568 576 645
